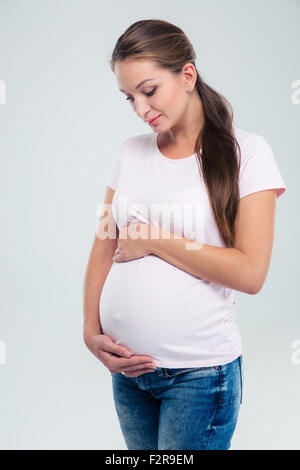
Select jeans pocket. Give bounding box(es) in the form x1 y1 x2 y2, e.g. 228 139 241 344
164 365 218 378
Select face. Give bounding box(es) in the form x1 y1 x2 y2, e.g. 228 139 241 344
115 58 193 132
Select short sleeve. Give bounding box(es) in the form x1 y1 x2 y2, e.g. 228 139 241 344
105 140 126 190
239 135 287 200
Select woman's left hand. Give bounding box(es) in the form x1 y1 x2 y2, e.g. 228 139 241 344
112 222 155 263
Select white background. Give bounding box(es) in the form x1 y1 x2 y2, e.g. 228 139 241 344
0 0 298 450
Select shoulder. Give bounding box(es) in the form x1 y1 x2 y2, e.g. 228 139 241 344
115 133 155 167
233 126 272 156
233 126 287 199
120 132 155 155
233 126 277 172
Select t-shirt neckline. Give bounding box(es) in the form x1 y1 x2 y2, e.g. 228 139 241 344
154 132 201 163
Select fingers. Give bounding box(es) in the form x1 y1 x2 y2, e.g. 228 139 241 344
113 345 133 358
117 362 156 373
107 354 156 373
98 337 156 372
100 335 133 358
110 354 154 368
112 357 155 371
123 368 157 378
101 336 154 364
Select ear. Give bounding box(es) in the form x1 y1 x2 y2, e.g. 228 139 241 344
181 62 197 89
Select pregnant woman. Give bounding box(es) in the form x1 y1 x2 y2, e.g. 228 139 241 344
83 19 287 450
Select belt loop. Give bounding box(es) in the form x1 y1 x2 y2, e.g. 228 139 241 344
155 367 165 377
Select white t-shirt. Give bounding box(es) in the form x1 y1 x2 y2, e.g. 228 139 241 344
99 126 287 367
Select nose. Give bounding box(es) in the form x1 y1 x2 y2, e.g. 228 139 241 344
134 100 151 121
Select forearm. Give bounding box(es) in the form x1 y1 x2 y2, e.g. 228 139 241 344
149 228 257 294
83 249 114 337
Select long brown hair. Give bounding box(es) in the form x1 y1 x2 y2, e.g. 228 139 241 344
110 19 241 247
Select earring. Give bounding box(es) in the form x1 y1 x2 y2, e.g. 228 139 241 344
187 87 192 93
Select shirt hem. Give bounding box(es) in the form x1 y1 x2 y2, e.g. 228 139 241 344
152 346 243 369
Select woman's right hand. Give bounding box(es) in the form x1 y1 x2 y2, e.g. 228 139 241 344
84 332 157 377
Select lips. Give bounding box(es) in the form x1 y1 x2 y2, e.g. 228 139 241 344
148 114 162 124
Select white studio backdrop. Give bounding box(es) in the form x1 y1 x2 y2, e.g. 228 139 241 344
0 0 299 450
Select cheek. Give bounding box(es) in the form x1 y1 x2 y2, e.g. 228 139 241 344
160 85 182 112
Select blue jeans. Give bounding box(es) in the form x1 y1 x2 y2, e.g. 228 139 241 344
110 355 243 450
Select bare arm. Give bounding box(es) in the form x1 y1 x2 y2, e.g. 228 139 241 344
82 186 157 375
148 189 277 295
82 186 118 339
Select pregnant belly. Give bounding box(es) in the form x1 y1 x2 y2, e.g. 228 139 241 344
99 255 225 361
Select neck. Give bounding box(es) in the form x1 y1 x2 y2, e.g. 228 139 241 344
166 94 204 147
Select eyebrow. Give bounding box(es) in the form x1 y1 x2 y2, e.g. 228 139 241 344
119 78 155 92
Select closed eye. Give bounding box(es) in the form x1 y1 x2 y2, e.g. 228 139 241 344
126 87 157 102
